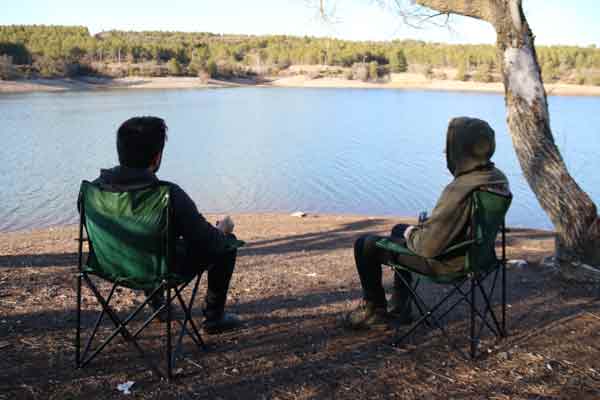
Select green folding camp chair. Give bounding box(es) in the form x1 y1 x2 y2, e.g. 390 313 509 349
376 188 512 358
75 180 243 380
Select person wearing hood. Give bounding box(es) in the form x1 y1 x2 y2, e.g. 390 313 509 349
346 117 510 329
90 116 243 334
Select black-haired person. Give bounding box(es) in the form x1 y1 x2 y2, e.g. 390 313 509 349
346 117 510 329
92 116 242 334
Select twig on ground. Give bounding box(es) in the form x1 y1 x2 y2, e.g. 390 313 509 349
418 366 456 383
584 311 600 322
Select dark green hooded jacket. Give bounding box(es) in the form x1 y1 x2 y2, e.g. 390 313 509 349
405 117 510 271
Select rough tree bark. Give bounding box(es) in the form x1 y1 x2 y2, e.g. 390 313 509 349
413 0 600 282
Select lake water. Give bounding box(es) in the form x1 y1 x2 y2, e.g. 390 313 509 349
1 87 599 233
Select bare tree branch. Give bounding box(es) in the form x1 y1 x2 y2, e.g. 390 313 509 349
413 0 501 24
314 0 455 30
306 0 341 24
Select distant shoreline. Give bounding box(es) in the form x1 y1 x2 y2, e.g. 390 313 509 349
2 74 600 97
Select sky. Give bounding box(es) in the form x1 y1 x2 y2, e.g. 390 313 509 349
2 0 599 46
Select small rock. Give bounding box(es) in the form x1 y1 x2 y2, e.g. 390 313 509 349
290 211 307 218
498 351 511 360
507 259 528 269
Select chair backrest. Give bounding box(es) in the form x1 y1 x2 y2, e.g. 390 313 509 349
79 180 174 290
465 189 512 274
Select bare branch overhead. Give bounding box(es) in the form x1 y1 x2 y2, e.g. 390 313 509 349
414 0 501 24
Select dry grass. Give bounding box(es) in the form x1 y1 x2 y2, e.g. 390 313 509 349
1 214 599 399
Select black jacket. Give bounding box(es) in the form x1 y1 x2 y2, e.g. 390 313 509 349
92 166 232 260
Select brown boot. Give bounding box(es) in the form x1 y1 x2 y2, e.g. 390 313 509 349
345 301 390 330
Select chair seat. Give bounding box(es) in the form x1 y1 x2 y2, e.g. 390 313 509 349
375 238 469 284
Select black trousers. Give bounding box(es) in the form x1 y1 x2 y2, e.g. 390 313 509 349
354 224 413 307
148 238 237 319
194 245 237 319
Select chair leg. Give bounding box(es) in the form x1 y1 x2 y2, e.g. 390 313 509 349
502 223 507 336
502 262 507 336
76 274 206 380
173 276 206 361
475 278 504 337
454 279 500 339
76 216 84 368
166 285 173 381
82 282 118 362
393 272 468 359
76 272 82 368
470 278 477 359
81 274 164 377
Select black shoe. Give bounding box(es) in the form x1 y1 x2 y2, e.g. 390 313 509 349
388 294 414 325
203 312 243 334
345 301 390 330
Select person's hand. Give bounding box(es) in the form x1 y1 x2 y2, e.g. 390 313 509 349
403 225 416 241
216 215 235 234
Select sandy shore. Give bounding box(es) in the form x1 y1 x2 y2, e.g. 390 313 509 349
3 213 600 398
0 76 235 93
2 74 600 96
268 74 600 97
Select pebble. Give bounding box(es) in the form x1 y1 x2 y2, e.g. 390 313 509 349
507 259 528 269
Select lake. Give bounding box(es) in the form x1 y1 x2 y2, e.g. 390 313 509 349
1 87 599 233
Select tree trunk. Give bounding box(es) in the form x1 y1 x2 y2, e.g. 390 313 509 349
416 0 600 281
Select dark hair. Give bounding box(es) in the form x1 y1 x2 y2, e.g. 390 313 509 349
117 116 168 168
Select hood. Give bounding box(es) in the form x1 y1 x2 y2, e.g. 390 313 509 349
446 117 496 177
97 166 158 191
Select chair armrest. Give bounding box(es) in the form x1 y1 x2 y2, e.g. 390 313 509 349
225 239 246 251
375 238 416 256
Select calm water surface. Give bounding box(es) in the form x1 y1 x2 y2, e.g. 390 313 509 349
1 87 599 232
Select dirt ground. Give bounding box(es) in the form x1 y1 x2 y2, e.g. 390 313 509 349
1 214 599 399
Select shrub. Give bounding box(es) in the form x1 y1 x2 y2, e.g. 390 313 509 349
207 60 218 78
542 62 558 83
589 74 600 86
0 55 16 79
473 63 493 83
166 58 182 76
455 63 468 81
368 61 379 81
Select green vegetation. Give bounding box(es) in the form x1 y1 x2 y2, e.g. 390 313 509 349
1 25 600 83
473 62 495 83
455 62 468 81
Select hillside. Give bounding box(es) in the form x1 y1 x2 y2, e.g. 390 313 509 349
1 25 599 86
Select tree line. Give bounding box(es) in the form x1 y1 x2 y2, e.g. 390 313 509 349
1 24 599 85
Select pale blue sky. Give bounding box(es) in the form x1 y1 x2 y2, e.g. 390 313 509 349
2 0 598 46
